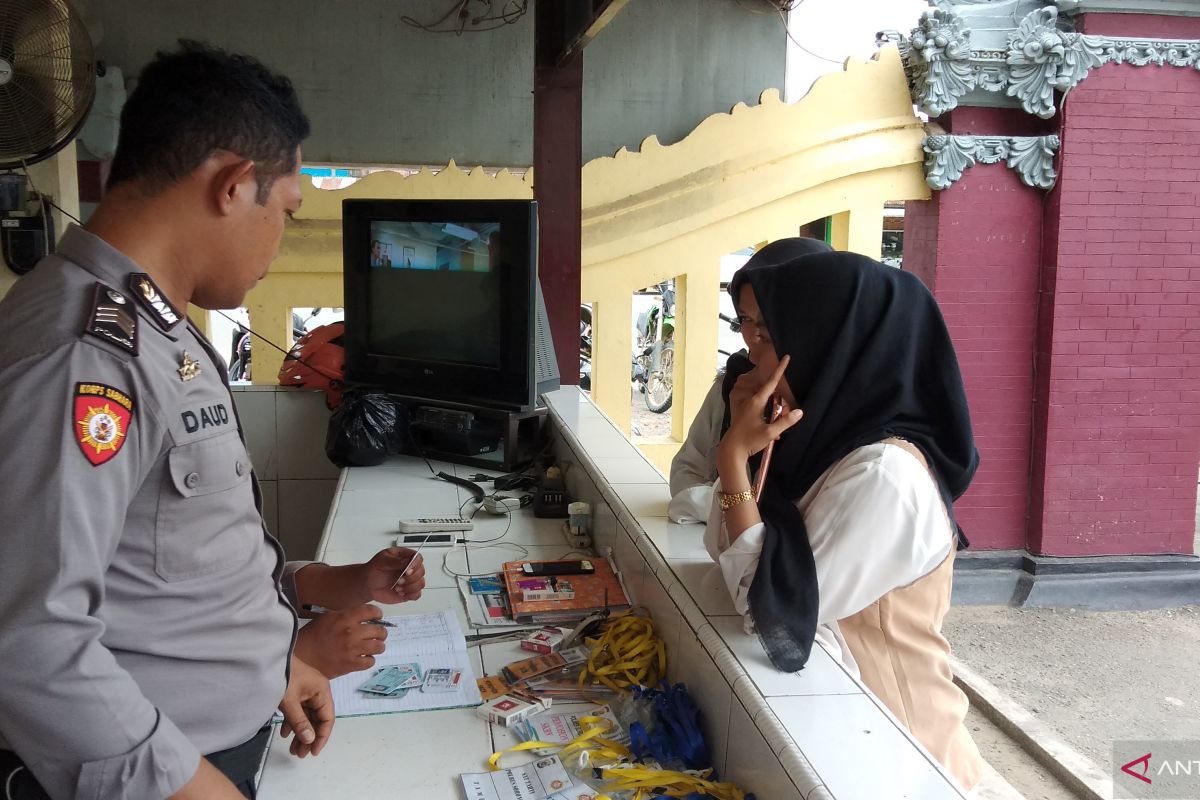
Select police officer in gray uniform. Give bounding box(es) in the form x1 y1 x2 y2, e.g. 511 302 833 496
0 42 424 800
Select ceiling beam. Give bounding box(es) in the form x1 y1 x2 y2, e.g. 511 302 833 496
556 0 633 66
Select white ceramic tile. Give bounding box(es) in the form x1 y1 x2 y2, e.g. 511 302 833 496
634 533 671 578
575 422 640 459
275 389 340 479
668 582 711 637
709 616 862 698
232 389 278 479
768 695 964 800
333 484 463 517
613 528 649 602
590 456 665 485
321 512 414 560
561 447 595 501
609 483 670 519
591 500 619 552
547 390 585 431
635 569 682 665
724 696 807 800
639 516 710 561
669 559 738 616
277 479 337 560
673 627 734 775
258 479 279 541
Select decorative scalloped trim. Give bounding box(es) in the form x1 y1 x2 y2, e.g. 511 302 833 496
923 134 1061 190
898 5 1200 119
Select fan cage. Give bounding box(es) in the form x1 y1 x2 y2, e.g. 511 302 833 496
0 0 96 170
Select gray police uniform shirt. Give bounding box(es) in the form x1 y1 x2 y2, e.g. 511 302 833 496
0 226 300 799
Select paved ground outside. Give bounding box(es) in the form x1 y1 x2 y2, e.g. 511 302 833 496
945 604 1200 792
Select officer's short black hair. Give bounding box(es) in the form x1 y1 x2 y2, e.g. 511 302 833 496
107 40 310 204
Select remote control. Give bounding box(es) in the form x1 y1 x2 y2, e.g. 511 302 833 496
397 517 474 533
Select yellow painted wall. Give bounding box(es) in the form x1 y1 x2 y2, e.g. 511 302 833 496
0 143 80 299
579 46 929 473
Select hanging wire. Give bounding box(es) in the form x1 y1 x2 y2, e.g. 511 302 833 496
777 6 844 65
401 0 528 35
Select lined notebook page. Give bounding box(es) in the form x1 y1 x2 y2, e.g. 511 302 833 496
327 609 483 717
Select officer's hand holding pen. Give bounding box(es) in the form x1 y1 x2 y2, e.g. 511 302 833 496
295 604 391 679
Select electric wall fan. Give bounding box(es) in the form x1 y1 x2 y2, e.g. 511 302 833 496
0 0 97 274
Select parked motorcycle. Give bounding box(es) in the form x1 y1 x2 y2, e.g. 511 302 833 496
228 308 328 382
633 282 674 414
579 304 593 391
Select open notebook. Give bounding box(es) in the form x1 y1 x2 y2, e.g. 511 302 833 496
326 609 483 717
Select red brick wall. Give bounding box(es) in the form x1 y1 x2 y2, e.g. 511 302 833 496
1031 13 1200 555
904 153 1043 551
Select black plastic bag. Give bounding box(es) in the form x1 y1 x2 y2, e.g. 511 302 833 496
325 391 404 467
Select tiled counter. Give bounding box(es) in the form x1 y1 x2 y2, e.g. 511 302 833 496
256 387 968 799
546 388 968 800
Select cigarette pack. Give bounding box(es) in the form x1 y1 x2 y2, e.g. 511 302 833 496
474 693 551 727
519 626 565 654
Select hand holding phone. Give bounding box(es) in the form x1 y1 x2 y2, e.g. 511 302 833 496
754 393 784 501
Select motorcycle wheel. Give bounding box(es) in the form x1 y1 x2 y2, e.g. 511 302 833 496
644 344 673 413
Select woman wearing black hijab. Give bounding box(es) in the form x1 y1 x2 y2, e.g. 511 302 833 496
667 238 835 524
704 240 984 790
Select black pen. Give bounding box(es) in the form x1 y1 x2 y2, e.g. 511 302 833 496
301 604 397 627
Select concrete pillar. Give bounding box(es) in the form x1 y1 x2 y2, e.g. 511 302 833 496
590 290 632 434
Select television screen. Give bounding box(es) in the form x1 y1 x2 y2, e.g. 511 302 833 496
367 220 503 368
342 199 558 412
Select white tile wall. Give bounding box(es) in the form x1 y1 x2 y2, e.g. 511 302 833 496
769 694 960 800
673 627 734 775
724 696 807 800
232 388 279 480
275 389 340 480
278 478 337 560
639 516 709 561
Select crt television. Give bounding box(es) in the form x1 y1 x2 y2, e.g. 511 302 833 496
342 199 559 412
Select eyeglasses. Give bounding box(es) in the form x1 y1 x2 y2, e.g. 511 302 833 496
730 314 766 334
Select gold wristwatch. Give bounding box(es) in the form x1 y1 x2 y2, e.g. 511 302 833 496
718 489 754 510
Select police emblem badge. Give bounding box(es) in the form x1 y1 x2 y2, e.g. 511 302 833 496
74 383 135 466
130 273 183 331
178 351 202 381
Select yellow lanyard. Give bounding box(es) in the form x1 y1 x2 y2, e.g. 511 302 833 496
578 613 666 693
594 765 751 800
488 715 632 771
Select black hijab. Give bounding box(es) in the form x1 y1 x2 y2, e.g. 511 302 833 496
721 242 978 672
720 238 834 432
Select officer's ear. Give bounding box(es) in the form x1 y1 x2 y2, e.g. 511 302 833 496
211 155 257 217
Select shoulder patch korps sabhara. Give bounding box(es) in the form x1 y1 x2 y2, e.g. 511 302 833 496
74 382 135 466
130 273 182 331
84 283 138 355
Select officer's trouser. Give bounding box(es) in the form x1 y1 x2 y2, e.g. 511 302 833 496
0 723 272 799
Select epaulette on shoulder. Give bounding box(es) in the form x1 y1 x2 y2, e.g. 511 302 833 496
83 282 139 356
